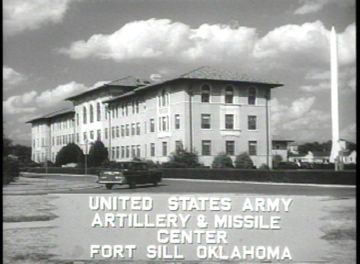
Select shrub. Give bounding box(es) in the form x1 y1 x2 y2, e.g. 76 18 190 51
88 140 108 167
3 156 20 185
55 143 84 166
164 148 202 168
272 154 283 168
212 152 233 168
234 152 254 169
259 164 270 170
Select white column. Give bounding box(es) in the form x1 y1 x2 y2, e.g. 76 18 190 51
329 26 342 165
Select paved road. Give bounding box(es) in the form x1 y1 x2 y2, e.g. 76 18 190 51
48 174 356 197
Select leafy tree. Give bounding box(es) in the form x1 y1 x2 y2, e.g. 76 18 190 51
272 154 283 168
234 152 254 169
3 137 13 157
88 140 108 167
163 148 201 168
55 143 84 166
212 152 233 168
258 164 270 170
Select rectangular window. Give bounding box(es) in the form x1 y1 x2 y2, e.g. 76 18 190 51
76 133 79 143
175 140 183 151
136 123 140 135
162 142 167 156
116 146 120 159
105 128 108 139
136 145 141 157
131 145 136 157
126 124 130 136
121 146 125 158
248 116 257 130
90 130 94 140
112 147 115 159
97 129 101 140
116 126 120 138
131 123 136 136
83 132 87 141
126 146 130 158
248 87 256 105
225 86 234 104
226 141 235 156
121 125 125 137
162 117 167 131
150 143 155 157
201 114 211 129
201 84 210 103
112 127 115 139
150 119 155 132
249 141 257 156
175 114 180 129
202 140 211 156
225 114 234 129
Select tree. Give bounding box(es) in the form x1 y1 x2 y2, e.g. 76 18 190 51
88 140 108 167
272 154 283 168
163 148 201 168
234 152 254 169
55 143 84 166
212 152 233 168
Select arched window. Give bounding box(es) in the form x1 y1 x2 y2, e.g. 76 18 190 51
201 84 211 103
225 86 234 104
90 104 94 123
96 103 101 121
248 87 256 105
83 106 87 124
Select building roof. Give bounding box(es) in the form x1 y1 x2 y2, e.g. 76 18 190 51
179 66 281 84
106 66 283 104
65 76 150 101
272 135 294 142
26 108 74 123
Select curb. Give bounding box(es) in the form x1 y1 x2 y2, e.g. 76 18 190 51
164 178 356 188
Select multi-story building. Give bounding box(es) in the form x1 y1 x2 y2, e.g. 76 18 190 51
27 66 283 167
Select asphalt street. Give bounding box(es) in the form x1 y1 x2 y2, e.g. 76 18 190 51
49 174 356 197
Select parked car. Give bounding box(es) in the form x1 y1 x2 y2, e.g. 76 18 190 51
97 161 162 189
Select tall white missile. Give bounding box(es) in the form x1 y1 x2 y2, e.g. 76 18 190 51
329 26 342 165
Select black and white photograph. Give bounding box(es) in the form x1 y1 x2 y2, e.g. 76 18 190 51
3 0 356 263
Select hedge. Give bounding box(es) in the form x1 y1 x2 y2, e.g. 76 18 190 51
4 157 20 185
21 166 356 185
161 168 356 185
21 167 102 175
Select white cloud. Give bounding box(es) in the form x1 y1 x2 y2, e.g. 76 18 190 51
3 66 26 86
253 21 355 68
340 123 356 142
59 18 258 63
3 0 78 36
271 97 330 140
294 0 354 15
294 0 332 15
60 19 355 71
300 65 356 92
3 81 87 114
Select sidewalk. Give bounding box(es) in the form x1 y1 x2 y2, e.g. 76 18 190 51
3 176 100 195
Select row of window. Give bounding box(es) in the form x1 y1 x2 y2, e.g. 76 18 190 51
51 119 74 131
201 85 257 105
109 140 258 160
33 138 47 148
52 134 75 146
201 114 257 130
201 140 257 156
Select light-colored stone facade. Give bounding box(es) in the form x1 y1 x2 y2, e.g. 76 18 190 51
27 67 281 167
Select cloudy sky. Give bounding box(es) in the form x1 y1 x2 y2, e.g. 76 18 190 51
3 0 356 146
